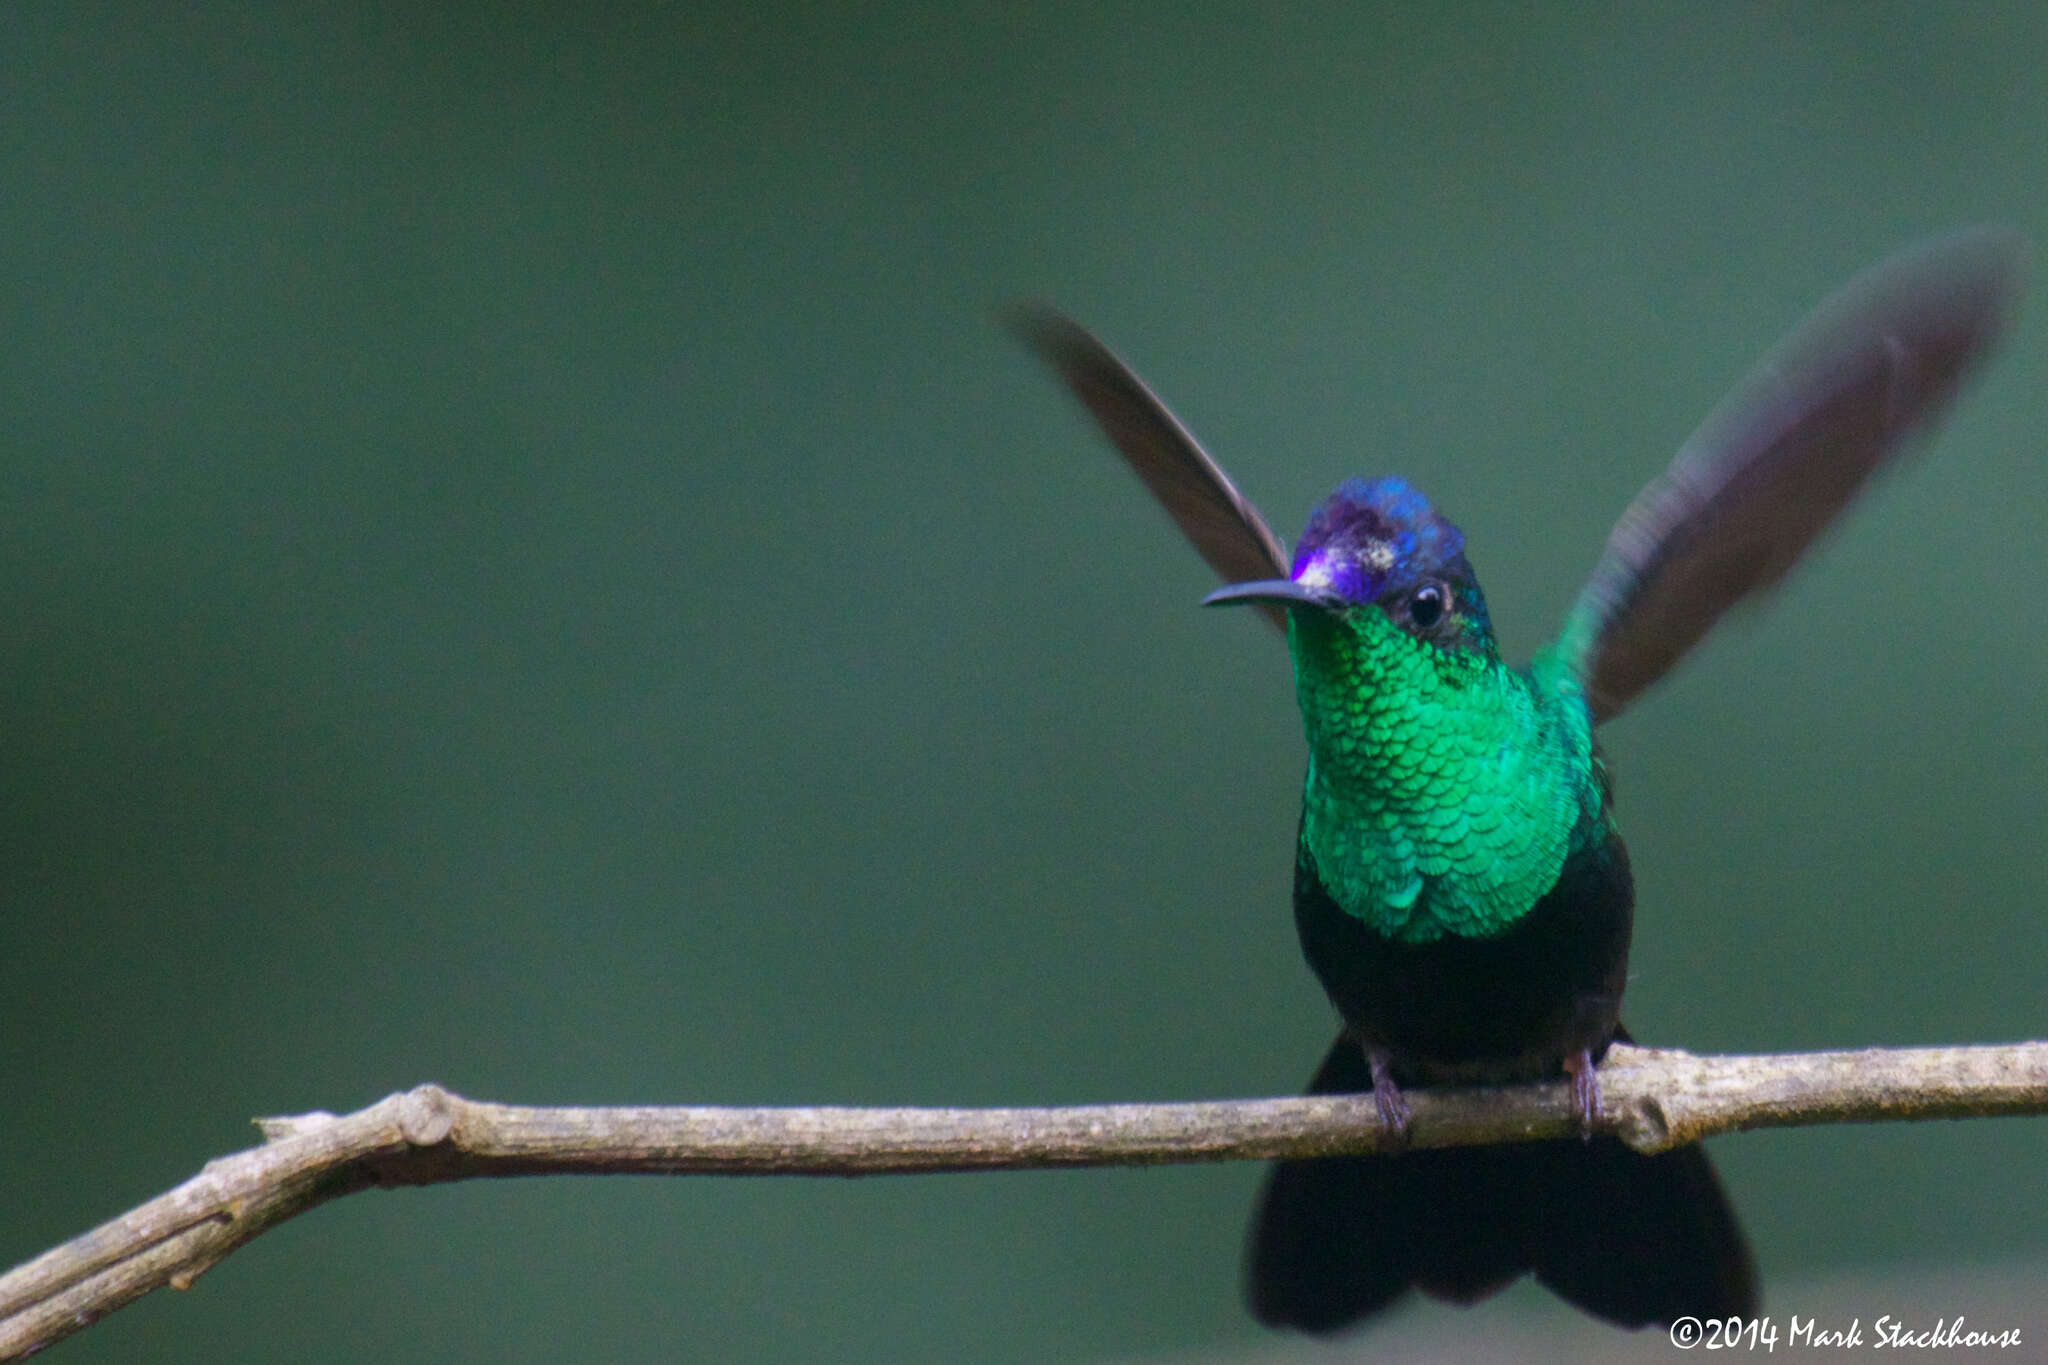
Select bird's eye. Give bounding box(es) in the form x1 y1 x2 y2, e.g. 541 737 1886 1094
1407 582 1448 630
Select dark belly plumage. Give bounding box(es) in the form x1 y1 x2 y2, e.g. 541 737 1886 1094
1292 824 1635 1084
1253 818 1755 1333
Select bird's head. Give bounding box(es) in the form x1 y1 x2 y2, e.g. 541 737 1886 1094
1205 476 1496 660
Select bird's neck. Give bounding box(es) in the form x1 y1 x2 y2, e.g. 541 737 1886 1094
1288 614 1604 943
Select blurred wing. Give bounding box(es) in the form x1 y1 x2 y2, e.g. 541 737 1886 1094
1010 306 1292 632
1562 226 2028 723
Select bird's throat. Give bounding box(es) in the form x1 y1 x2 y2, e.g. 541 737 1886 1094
1287 612 1599 944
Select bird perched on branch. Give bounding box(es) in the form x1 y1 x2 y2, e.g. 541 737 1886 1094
1014 226 2026 1332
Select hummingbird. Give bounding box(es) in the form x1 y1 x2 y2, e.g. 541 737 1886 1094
1013 226 2026 1333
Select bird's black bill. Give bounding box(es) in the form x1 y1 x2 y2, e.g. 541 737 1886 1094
1202 579 1336 612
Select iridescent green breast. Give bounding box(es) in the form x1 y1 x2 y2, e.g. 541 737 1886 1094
1290 609 1603 944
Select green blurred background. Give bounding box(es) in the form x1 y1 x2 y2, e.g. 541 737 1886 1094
2 5 2043 1361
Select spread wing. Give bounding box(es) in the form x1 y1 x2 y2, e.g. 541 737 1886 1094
1559 226 2028 723
1010 306 1292 631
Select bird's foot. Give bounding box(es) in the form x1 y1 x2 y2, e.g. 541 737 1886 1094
1367 1048 1411 1142
1563 1048 1601 1140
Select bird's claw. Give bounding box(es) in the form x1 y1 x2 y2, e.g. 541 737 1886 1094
1564 1049 1602 1140
1367 1048 1411 1143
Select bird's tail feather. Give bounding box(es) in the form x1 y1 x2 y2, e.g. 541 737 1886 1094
1246 1032 1757 1333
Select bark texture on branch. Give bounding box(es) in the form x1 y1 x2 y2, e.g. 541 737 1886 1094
3 1040 2043 1360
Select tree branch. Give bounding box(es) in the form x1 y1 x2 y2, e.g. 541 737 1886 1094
4 1040 2043 1359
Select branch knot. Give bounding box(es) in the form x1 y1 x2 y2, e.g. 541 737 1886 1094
398 1085 457 1146
1614 1094 1673 1152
